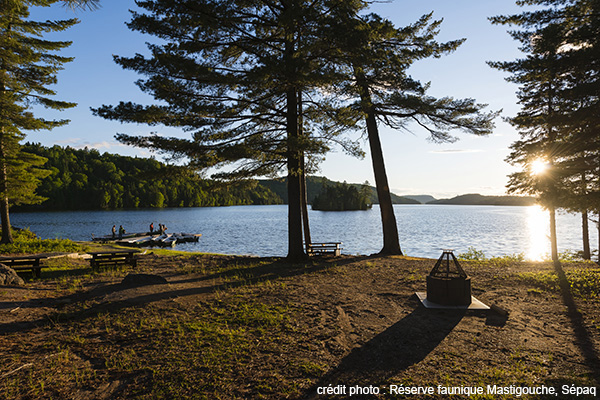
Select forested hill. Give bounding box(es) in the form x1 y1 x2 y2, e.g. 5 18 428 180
428 193 536 206
17 144 283 210
17 144 419 211
258 177 419 205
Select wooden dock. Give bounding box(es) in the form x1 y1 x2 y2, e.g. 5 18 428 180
93 231 201 248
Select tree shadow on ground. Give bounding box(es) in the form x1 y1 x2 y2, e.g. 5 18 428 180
0 254 372 335
301 305 466 399
553 261 600 381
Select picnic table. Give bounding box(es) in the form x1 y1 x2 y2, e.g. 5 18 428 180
88 249 139 269
307 242 342 256
0 255 48 278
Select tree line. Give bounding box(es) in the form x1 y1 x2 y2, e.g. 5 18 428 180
15 144 412 211
14 144 283 210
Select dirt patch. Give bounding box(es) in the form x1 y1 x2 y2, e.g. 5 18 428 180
1 253 599 399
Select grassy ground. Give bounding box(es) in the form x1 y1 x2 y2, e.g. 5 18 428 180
1 250 599 399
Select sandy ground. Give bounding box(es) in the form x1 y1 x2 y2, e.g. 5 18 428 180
1 252 599 399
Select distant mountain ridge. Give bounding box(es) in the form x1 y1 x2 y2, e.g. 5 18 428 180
403 195 437 204
427 193 536 206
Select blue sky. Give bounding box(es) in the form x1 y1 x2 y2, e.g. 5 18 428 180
27 0 527 199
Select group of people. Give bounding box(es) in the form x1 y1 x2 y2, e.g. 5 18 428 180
149 222 168 235
111 225 126 239
110 222 167 239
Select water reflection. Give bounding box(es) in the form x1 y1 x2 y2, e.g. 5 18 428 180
526 205 550 261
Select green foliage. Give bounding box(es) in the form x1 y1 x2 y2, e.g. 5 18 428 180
16 144 283 210
458 247 525 264
0 228 83 254
457 247 487 261
311 181 372 211
518 268 600 300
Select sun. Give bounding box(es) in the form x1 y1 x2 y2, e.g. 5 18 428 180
530 158 549 175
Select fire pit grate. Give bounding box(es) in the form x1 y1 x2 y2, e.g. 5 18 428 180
426 250 472 306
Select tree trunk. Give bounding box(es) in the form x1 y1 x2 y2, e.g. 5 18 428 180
582 210 591 260
298 91 311 253
286 87 305 260
282 8 305 261
357 78 402 255
597 215 600 265
300 156 311 252
549 204 559 267
0 137 13 244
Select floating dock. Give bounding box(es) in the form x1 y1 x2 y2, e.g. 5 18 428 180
92 232 201 248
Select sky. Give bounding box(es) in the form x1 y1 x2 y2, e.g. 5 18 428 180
26 0 529 199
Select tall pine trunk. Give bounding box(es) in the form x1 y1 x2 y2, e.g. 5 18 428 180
549 204 559 267
286 87 304 260
582 210 591 260
284 28 305 260
298 91 311 252
596 213 600 265
300 156 311 252
356 77 402 255
0 136 13 244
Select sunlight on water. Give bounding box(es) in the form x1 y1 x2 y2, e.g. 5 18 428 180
11 205 598 259
526 205 550 261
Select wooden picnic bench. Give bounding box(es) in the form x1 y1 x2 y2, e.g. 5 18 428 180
88 249 139 269
0 255 48 278
307 242 342 256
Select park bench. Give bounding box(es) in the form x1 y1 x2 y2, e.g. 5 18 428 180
307 242 342 256
0 255 48 278
88 249 139 270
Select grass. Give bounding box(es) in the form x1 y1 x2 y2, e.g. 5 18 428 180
518 268 600 300
0 228 86 255
79 297 295 399
457 246 598 265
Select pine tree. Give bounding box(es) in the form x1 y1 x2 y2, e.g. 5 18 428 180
329 12 497 255
491 0 600 264
93 0 368 260
0 0 79 243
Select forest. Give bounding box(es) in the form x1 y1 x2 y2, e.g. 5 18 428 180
311 181 373 211
16 144 283 211
15 144 421 212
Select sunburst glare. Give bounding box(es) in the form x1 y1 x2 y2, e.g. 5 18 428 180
530 158 549 175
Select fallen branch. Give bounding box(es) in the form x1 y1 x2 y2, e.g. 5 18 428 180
1 363 33 378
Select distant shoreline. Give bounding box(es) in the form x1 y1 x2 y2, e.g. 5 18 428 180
12 202 540 214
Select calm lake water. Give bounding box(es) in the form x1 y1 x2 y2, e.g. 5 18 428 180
11 204 599 260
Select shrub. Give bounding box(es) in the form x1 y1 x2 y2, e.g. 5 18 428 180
0 228 84 255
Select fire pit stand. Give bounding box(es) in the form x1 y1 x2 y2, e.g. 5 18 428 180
426 250 472 306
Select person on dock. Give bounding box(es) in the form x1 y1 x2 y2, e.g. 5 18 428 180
149 222 154 234
112 225 116 239
118 225 125 239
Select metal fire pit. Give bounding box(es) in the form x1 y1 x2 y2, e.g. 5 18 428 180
426 250 472 306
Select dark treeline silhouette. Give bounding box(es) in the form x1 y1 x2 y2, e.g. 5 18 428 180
311 182 372 211
258 177 418 206
16 144 282 210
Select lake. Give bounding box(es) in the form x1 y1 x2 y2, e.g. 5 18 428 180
10 204 598 260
